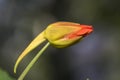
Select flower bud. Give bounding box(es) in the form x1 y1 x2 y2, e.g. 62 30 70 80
44 22 93 48
14 22 93 73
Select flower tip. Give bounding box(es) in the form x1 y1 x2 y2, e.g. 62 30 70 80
85 25 93 34
77 25 93 37
80 25 93 31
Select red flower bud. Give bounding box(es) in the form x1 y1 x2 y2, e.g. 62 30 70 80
44 22 93 48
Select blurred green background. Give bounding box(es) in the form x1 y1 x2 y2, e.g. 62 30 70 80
0 0 120 80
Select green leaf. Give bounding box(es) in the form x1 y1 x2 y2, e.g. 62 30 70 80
0 68 15 80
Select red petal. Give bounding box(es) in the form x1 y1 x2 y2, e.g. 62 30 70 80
66 25 93 39
77 25 93 36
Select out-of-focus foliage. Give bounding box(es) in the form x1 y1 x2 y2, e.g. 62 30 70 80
0 68 15 80
0 0 120 80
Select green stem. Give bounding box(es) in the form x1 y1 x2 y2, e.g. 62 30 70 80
18 42 50 80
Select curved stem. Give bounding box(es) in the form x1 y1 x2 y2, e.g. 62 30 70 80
18 42 50 80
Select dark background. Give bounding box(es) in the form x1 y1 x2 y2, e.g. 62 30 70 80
0 0 120 80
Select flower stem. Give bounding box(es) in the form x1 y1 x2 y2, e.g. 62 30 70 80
18 42 50 80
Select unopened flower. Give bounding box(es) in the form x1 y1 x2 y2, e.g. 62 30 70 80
44 22 93 48
14 21 93 73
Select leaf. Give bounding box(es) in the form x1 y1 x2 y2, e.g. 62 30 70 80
0 68 15 80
